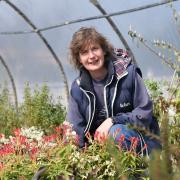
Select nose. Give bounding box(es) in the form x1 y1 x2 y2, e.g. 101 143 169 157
88 50 95 58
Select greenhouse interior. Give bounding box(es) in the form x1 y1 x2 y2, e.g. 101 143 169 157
0 0 179 179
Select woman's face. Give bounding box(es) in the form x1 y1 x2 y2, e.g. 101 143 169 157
79 43 105 73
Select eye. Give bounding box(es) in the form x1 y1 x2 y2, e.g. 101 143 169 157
92 46 99 51
80 50 88 55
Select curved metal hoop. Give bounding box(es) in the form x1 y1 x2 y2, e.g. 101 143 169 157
90 0 137 65
4 0 69 102
0 55 18 113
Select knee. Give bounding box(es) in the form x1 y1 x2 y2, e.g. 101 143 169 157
109 124 132 142
108 124 141 151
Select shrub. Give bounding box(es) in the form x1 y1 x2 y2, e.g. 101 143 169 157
0 123 148 179
0 83 18 135
0 83 66 135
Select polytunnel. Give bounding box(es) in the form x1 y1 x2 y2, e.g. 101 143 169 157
0 0 180 109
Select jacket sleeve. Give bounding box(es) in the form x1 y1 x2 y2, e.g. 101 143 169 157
112 72 153 130
66 82 86 148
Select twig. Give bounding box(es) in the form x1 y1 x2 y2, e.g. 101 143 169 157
169 80 180 102
141 40 177 70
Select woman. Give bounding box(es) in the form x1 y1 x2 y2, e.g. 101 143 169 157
66 27 161 155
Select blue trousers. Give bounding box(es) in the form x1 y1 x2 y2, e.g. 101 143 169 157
108 124 161 156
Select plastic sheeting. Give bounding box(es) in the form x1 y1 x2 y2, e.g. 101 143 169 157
0 0 180 105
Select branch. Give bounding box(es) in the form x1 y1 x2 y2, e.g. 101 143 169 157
142 40 177 70
169 80 180 102
128 29 178 71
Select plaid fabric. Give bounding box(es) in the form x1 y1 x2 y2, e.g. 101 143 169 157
114 48 129 58
113 48 132 77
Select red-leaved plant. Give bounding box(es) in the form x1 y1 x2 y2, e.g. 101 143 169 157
0 122 148 179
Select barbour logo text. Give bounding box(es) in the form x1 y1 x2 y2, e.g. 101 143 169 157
120 102 130 108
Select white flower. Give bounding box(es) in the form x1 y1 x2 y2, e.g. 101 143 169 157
0 134 9 144
66 129 71 136
92 166 96 170
63 121 72 127
104 169 109 174
75 151 80 158
109 171 116 176
71 131 76 136
94 155 99 161
20 126 44 142
105 160 111 165
168 106 176 117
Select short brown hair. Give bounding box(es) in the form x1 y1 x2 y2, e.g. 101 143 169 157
69 27 114 70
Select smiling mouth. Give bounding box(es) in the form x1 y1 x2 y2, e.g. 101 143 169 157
89 59 99 65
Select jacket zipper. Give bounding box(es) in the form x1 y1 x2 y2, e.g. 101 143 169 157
104 75 114 118
80 87 96 134
80 71 128 134
111 71 128 116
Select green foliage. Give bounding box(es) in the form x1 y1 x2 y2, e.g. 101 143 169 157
0 83 18 135
128 5 180 178
20 83 66 133
144 80 163 99
66 141 117 179
144 79 163 118
0 82 66 135
144 70 180 180
0 125 148 179
1 4 180 177
0 154 38 179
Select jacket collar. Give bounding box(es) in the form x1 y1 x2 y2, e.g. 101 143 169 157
113 56 131 78
78 55 131 91
79 68 93 91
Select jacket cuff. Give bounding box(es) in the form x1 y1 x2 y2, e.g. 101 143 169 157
111 114 129 125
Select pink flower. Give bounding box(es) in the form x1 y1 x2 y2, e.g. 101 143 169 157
0 133 5 139
43 134 57 143
19 135 27 145
112 128 121 139
54 126 62 134
13 128 21 137
94 131 106 143
85 132 91 139
30 147 39 161
129 137 139 152
20 176 25 180
0 144 15 156
94 131 100 141
0 162 4 170
119 134 125 141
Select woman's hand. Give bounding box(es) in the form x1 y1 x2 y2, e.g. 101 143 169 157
94 118 113 142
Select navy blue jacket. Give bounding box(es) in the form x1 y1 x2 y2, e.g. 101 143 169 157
67 54 160 147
